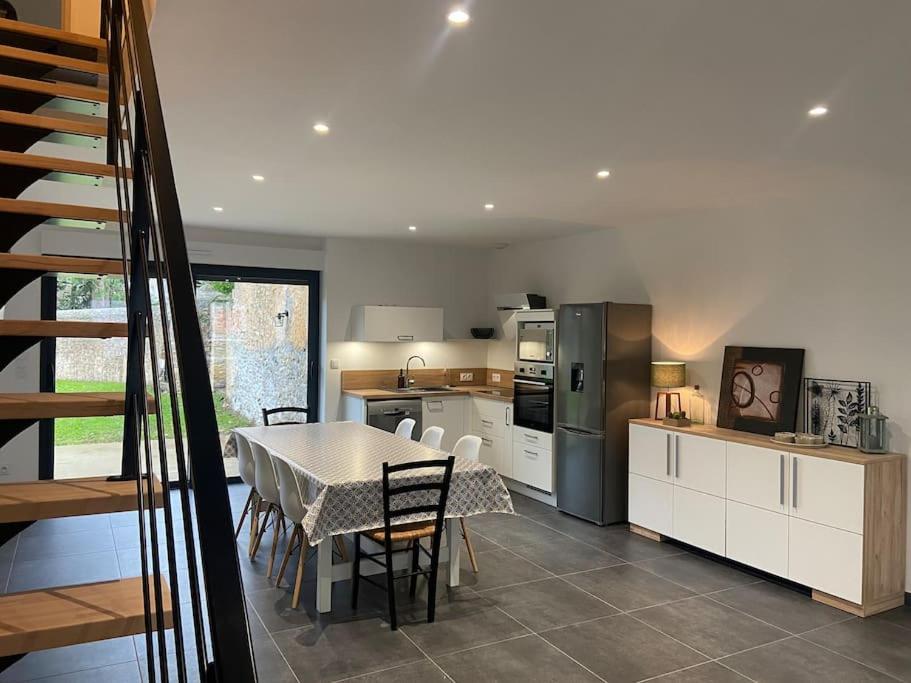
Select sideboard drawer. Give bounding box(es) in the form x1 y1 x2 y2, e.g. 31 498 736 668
790 455 864 534
673 432 726 497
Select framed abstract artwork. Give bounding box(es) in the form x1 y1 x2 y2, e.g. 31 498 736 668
717 346 805 436
803 378 871 448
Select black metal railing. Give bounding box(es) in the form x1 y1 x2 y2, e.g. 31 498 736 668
100 1 257 681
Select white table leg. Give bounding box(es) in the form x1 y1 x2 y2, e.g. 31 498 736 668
446 518 460 587
316 536 333 613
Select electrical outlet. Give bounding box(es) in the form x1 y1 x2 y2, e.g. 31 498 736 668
0 465 9 477
329 359 340 370
491 372 501 383
459 372 473 382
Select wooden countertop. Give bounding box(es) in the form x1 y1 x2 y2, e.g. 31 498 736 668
344 386 513 403
629 418 903 465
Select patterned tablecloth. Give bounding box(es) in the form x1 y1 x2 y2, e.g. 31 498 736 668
231 422 514 545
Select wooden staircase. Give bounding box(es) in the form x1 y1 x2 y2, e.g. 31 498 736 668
0 17 172 674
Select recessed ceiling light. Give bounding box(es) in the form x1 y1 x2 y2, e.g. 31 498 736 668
251 174 265 182
484 203 495 211
447 8 470 25
596 169 611 179
212 206 224 212
808 105 828 118
313 122 330 135
408 225 417 232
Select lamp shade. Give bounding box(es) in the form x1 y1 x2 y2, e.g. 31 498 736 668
651 361 686 388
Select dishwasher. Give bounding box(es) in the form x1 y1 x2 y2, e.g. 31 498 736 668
366 399 422 440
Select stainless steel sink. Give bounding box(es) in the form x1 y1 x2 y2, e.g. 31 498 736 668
392 386 456 393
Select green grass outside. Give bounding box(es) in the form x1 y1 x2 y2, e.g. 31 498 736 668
55 379 251 445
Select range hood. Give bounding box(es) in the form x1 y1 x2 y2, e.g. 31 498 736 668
495 293 547 311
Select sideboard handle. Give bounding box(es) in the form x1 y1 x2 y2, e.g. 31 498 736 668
779 453 785 506
791 458 798 509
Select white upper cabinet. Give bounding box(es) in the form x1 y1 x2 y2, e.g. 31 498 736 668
673 432 726 497
351 306 444 342
727 442 788 514
790 454 864 534
629 423 672 481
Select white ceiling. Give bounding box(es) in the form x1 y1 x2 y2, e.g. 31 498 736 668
150 0 911 246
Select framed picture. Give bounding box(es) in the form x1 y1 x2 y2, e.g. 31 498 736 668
717 346 805 436
804 378 871 448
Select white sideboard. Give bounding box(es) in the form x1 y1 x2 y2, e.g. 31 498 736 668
628 419 906 617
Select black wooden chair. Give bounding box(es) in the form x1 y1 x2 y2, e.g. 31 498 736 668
262 406 309 426
351 455 455 630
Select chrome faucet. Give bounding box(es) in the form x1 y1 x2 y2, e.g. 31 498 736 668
405 355 426 386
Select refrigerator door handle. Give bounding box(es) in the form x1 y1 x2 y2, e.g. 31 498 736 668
558 426 602 438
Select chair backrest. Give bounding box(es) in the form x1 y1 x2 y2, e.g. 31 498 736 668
250 442 280 505
381 456 456 545
262 406 309 426
420 426 444 450
452 434 482 462
234 432 256 488
273 456 307 525
394 418 416 440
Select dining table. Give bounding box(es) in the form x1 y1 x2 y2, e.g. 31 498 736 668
230 421 514 613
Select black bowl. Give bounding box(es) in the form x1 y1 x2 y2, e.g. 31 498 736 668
471 327 495 339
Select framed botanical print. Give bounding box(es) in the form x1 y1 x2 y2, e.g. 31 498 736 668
717 346 805 436
804 378 871 448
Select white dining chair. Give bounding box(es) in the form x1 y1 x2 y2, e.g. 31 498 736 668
420 426 445 450
273 456 314 607
452 435 482 573
250 442 285 577
395 418 416 440
233 433 260 551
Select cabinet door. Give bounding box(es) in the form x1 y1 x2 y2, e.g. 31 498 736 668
726 500 788 577
629 473 673 536
422 397 468 452
789 517 863 604
727 443 788 513
512 441 553 492
629 424 672 482
674 433 725 497
479 434 510 477
673 486 725 555
473 398 506 438
790 455 864 534
360 306 444 342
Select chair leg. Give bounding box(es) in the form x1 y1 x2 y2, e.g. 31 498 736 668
267 509 285 578
334 535 349 561
409 538 420 598
250 504 272 559
248 495 262 556
427 530 444 624
291 538 306 609
234 488 255 540
460 518 479 573
276 525 300 587
384 538 398 630
351 533 361 609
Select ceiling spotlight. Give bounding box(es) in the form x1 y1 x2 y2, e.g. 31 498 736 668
808 105 828 118
484 203 495 211
408 225 418 232
596 169 611 179
447 8 470 25
251 174 265 182
313 122 330 135
212 206 224 212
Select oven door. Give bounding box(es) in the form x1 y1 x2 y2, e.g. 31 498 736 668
517 321 555 364
513 378 554 433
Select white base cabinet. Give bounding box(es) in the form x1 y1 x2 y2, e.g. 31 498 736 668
628 420 906 617
422 396 468 452
471 398 513 479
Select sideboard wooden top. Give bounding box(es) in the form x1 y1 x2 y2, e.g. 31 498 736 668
629 418 904 466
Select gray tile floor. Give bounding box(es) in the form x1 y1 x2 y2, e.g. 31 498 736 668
1 484 910 682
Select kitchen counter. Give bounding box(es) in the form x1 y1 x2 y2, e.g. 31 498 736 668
344 385 513 403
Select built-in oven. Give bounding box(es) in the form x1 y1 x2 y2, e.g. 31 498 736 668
517 320 555 365
513 362 554 433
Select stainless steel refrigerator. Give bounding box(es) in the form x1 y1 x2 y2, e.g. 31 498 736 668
555 303 652 525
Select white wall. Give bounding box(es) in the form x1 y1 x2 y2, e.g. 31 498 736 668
322 237 494 421
488 179 911 590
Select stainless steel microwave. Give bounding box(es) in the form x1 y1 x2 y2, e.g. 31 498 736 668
517 320 555 364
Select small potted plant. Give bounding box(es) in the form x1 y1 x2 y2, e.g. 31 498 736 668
663 410 692 428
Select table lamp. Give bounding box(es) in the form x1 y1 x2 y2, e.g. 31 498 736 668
651 361 686 419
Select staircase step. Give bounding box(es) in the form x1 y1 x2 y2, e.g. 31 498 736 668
0 149 116 179
0 197 119 223
0 392 154 420
0 73 107 104
0 320 128 338
0 253 122 275
0 18 107 56
0 577 171 658
0 44 107 76
0 109 107 139
0 475 162 523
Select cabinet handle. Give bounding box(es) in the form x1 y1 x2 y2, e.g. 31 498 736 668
523 449 539 458
674 434 680 478
665 433 671 476
792 458 798 509
779 453 785 506
525 433 538 442
481 419 494 427
482 437 493 447
397 335 414 341
505 406 511 426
